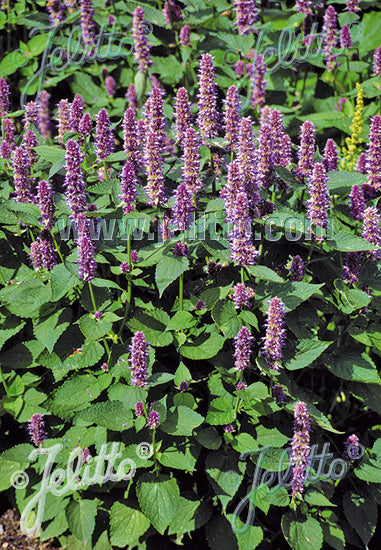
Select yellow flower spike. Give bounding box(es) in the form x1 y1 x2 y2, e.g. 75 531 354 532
341 82 364 171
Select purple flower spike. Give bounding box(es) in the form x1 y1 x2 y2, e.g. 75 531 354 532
340 25 352 49
120 160 138 214
306 162 331 237
30 241 43 271
179 380 189 391
105 75 116 98
28 413 47 447
349 184 365 221
373 46 381 76
346 0 360 13
131 250 138 263
234 0 258 35
343 252 361 284
250 53 267 109
135 401 145 417
13 147 32 203
76 213 96 281
172 182 193 232
128 332 149 387
224 86 241 149
366 115 381 191
132 6 152 73
296 120 316 182
179 25 190 47
95 108 114 162
126 83 138 113
356 152 367 174
344 434 361 460
123 107 141 167
39 229 57 270
37 180 55 230
197 53 219 144
80 0 96 56
94 311 102 321
173 241 188 257
273 384 286 404
296 0 312 16
289 255 305 282
182 127 202 196
46 0 65 26
37 91 51 141
230 283 255 309
236 381 247 391
148 409 160 429
174 87 192 148
361 206 380 259
70 94 85 132
121 261 129 274
195 300 205 311
269 108 291 168
221 160 244 222
262 296 286 371
237 117 260 210
362 183 376 201
229 190 259 266
144 132 166 207
24 101 39 130
233 326 253 371
224 424 234 433
0 118 16 159
78 112 92 143
235 60 245 78
0 77 10 116
57 99 71 144
64 139 86 218
291 401 311 498
148 87 166 147
322 6 338 72
256 118 272 189
22 130 38 165
323 138 338 172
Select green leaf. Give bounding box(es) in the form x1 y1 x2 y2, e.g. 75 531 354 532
327 171 367 194
158 443 200 471
174 361 192 386
180 328 225 360
78 313 115 341
255 281 324 312
127 308 173 347
50 264 80 302
0 317 26 351
109 503 150 548
343 490 377 546
206 516 241 550
195 427 222 450
136 474 180 535
77 401 133 431
63 341 104 371
329 231 378 252
0 279 52 318
155 255 189 297
34 145 65 164
168 497 211 536
49 374 101 419
285 340 332 370
33 308 72 353
166 311 197 331
228 515 263 550
281 513 323 550
246 265 284 283
206 397 235 425
212 300 242 338
66 500 97 542
325 349 381 384
161 406 204 436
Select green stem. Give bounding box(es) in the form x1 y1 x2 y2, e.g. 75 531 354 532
0 365 9 395
240 267 245 284
117 231 133 339
346 53 352 92
88 281 97 312
52 233 64 263
179 273 184 311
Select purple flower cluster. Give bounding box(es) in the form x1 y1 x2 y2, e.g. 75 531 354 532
174 87 192 148
234 0 258 35
27 413 47 447
289 255 305 282
179 25 190 47
322 6 338 72
57 99 71 144
373 46 381 76
64 139 87 219
76 213 97 281
123 107 141 167
37 91 51 141
46 0 64 26
346 0 360 13
126 83 138 113
233 326 253 371
13 147 32 203
95 108 114 162
356 152 368 174
128 331 149 387
194 300 205 311
296 0 312 16
135 401 145 418
80 0 96 56
362 206 380 259
179 380 189 391
343 252 361 285
224 86 241 149
344 434 361 460
132 6 152 72
120 160 138 214
262 296 286 371
229 190 259 266
221 160 244 221
237 118 260 210
0 77 10 116
148 409 160 429
37 180 56 230
340 25 352 49
323 138 338 172
182 127 202 196
172 182 193 232
144 132 166 207
105 75 116 98
230 283 255 309
349 184 365 221
70 94 84 132
296 120 316 182
148 87 166 147
24 101 39 130
0 118 16 159
22 130 38 165
197 53 219 144
250 53 267 109
366 115 381 191
173 241 189 257
306 162 331 237
291 401 311 497
273 384 286 404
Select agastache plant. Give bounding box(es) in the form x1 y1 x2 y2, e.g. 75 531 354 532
128 331 149 387
57 99 71 144
291 401 311 499
233 326 253 371
224 85 241 149
322 5 338 72
64 139 87 219
182 127 202 196
234 0 258 35
323 138 339 171
174 87 192 148
179 25 190 47
70 94 85 132
349 184 365 221
230 283 255 309
250 53 267 109
171 182 193 232
46 0 64 26
132 6 152 72
366 115 381 191
123 107 141 167
221 160 244 222
120 160 138 214
13 147 32 203
289 255 305 282
237 117 260 210
346 0 360 13
95 108 114 163
197 53 219 144
144 132 166 207
0 77 10 116
37 180 56 230
296 120 316 181
373 46 381 76
0 118 16 159
37 91 51 141
126 83 138 113
306 162 331 238
76 212 97 281
80 0 96 56
229 189 259 266
28 413 47 447
262 296 286 371
361 206 380 259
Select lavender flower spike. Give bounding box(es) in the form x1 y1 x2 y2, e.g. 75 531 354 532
221 160 244 222
78 112 92 144
37 91 51 141
132 6 152 72
237 117 260 210
76 212 97 281
28 413 47 447
346 0 360 13
344 434 361 460
0 77 10 116
322 5 338 72
183 127 202 196
128 331 149 388
262 296 286 371
323 138 338 172
22 130 38 165
0 118 16 159
144 132 166 207
373 46 381 76
366 114 381 191
230 283 255 309
70 94 84 132
80 0 96 56
343 252 361 285
349 184 365 221
306 162 331 238
174 87 192 148
57 99 71 144
64 139 87 218
37 180 56 230
30 241 43 272
233 326 253 371
24 101 39 130
229 189 259 266
291 401 311 497
123 107 141 167
197 53 219 144
250 53 267 109
179 25 190 47
95 108 114 162
148 87 166 147
120 160 138 214
46 0 65 26
39 229 57 270
340 25 352 50
13 147 32 203
126 83 138 113
296 120 316 182
135 401 145 418
105 75 116 98
148 409 160 429
289 255 305 282
361 206 380 259
224 85 241 149
171 182 193 232
234 0 258 35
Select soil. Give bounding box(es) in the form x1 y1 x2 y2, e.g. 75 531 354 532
0 509 60 550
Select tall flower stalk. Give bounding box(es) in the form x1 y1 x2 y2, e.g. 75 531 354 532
291 401 311 502
197 53 219 145
262 297 286 371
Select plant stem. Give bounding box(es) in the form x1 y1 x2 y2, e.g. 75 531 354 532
88 281 97 312
0 365 9 395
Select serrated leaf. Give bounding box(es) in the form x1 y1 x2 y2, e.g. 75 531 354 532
282 513 323 550
78 313 114 341
136 474 180 535
109 503 150 548
325 349 381 384
161 406 204 436
78 401 133 431
180 328 225 360
206 397 235 425
33 308 72 353
285 340 332 370
155 255 189 297
329 231 378 252
66 499 96 542
343 490 377 546
212 300 242 338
